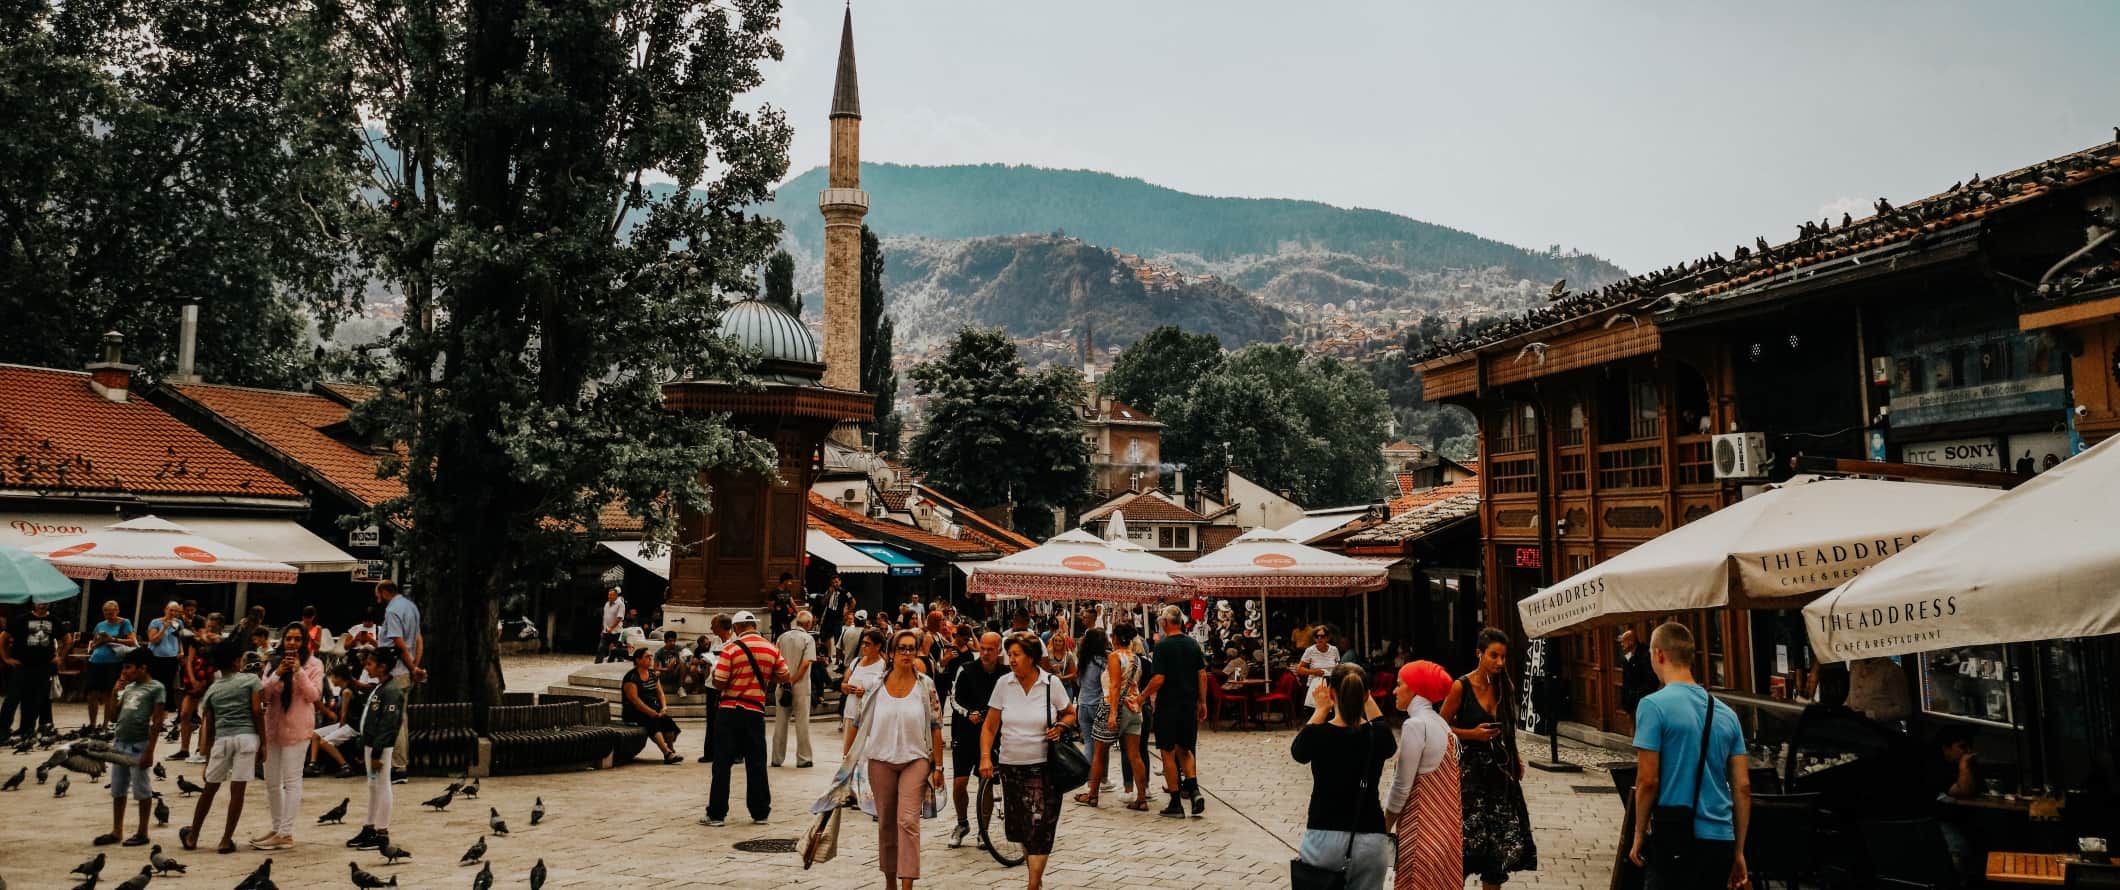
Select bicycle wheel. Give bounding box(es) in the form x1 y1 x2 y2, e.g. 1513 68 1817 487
976 774 1026 867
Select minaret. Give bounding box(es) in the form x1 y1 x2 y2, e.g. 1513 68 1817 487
819 5 868 408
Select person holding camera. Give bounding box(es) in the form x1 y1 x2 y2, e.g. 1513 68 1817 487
1291 666 1395 890
85 600 138 729
254 623 322 850
145 601 188 711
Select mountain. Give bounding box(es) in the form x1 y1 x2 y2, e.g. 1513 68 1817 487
761 163 1629 342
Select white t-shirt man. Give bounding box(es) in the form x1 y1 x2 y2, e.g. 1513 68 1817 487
602 595 627 635
1298 642 1341 707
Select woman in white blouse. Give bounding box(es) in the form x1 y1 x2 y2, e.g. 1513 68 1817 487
840 629 888 727
842 629 944 889
1385 660 1462 890
980 632 1077 890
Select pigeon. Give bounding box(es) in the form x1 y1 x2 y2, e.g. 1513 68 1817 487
459 835 486 865
318 797 350 824
441 779 464 796
9 736 30 754
529 859 546 890
175 775 202 796
347 862 397 889
458 777 479 799
151 763 166 781
70 878 98 890
487 807 508 836
36 764 51 784
147 845 185 876
422 788 455 811
71 853 107 879
529 797 544 826
471 862 492 890
55 774 70 797
233 859 272 890
153 795 170 825
379 839 412 864
0 767 22 790
112 866 153 890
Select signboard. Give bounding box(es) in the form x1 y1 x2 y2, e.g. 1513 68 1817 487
354 560 389 581
2006 432 2071 475
1884 321 2068 428
1901 437 2003 470
1513 547 1543 569
348 525 380 548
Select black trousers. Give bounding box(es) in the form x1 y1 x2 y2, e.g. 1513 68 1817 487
699 688 720 756
707 707 769 821
0 663 55 736
1643 835 1736 890
597 633 623 663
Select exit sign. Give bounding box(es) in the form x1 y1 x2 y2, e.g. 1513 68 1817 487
1513 547 1543 569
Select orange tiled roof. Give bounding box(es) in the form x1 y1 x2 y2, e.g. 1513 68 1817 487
1386 477 1479 516
0 365 303 500
319 383 378 405
597 501 645 537
169 382 405 508
808 515 855 540
1080 490 1206 524
807 491 994 557
1394 473 1419 498
910 483 1036 552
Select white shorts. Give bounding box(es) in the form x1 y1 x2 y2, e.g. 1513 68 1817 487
206 733 260 783
317 724 356 746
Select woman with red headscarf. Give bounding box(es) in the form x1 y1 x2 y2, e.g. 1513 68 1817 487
1386 660 1461 890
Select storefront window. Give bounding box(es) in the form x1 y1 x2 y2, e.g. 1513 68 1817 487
1749 609 1814 702
1919 645 2015 725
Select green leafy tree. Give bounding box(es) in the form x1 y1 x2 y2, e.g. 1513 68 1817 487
0 0 364 387
332 0 791 711
1098 325 1224 416
909 328 1090 523
860 225 901 454
761 249 798 315
1160 345 1391 506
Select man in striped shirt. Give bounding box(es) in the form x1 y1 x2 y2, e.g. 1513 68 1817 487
704 611 787 827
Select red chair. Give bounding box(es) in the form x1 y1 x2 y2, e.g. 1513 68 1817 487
1208 681 1252 730
1252 672 1298 727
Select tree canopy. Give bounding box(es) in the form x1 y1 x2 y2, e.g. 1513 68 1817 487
860 225 901 455
1098 325 1224 417
909 327 1089 525
761 249 798 315
1157 344 1393 507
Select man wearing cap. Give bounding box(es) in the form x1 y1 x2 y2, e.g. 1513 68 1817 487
703 611 788 826
597 587 627 663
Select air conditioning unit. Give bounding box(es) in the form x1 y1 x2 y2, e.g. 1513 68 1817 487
1712 432 1769 479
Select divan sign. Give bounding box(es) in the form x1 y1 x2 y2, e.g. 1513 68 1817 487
9 519 89 539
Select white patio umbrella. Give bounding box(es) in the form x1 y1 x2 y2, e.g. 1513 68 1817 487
1805 435 2120 662
1168 527 1388 678
966 528 1185 606
1515 476 2002 639
28 516 300 621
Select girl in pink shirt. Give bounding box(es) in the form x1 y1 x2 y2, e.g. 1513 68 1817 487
254 623 323 851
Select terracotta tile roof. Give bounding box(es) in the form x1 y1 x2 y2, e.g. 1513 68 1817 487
910 483 1036 553
1349 490 1479 546
808 515 855 540
319 383 378 405
1418 138 2120 363
167 382 404 508
878 487 910 513
1094 399 1158 425
1079 490 1206 524
807 491 995 557
1394 473 1419 498
0 365 303 501
597 501 644 537
1385 477 1479 516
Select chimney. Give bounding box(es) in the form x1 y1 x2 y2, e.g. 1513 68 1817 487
1173 468 1185 497
1098 395 1113 416
171 302 200 384
87 331 136 403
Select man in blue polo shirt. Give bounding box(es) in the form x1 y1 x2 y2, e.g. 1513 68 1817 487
1628 622 1751 890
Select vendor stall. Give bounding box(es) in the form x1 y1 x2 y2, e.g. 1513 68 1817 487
1167 527 1387 679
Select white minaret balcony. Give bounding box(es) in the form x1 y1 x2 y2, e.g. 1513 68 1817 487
818 188 869 212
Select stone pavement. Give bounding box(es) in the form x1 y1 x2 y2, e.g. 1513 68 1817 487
0 656 1627 888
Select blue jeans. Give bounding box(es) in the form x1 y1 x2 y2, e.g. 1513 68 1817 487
1298 829 1391 890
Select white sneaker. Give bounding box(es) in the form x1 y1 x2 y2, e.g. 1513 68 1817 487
1099 781 1118 793
185 754 206 764
948 823 969 848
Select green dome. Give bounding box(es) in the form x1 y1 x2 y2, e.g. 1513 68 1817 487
720 299 824 384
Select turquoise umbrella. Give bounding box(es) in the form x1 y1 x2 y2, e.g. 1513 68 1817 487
0 543 80 604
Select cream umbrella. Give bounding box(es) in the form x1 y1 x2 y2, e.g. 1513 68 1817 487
1167 527 1388 678
1805 435 2119 662
28 516 300 621
1515 476 2001 639
966 528 1185 606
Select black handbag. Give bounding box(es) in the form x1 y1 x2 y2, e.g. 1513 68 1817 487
1289 724 1375 890
1647 688 1717 844
1043 677 1091 794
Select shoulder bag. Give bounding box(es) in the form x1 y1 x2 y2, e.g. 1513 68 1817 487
1042 675 1091 794
734 638 779 711
1289 723 1377 890
1647 688 1717 845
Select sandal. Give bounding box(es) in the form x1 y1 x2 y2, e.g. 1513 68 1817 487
123 834 150 847
93 833 120 846
1071 792 1099 807
218 840 238 855
662 753 683 765
1124 799 1151 812
178 826 197 851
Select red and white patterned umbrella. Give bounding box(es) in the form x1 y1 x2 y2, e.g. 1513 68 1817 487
28 515 299 584
1166 527 1387 598
967 528 1185 605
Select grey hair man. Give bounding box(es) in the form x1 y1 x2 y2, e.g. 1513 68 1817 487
1135 604 1209 817
772 611 818 768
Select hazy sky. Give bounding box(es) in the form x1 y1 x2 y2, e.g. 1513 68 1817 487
749 0 2120 273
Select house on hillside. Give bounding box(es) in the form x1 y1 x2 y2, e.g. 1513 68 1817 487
1079 395 1163 499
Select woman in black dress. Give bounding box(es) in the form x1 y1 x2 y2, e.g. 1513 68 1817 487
622 647 683 764
1440 627 1537 888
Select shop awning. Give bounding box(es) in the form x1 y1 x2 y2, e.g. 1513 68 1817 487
846 542 923 577
599 541 670 579
1 512 357 574
807 530 886 575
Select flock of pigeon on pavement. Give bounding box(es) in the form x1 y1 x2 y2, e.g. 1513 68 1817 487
2 725 557 889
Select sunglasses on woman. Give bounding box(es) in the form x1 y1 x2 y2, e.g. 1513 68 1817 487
892 645 922 653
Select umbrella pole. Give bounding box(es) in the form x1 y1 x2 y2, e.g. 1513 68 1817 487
234 581 249 617
133 579 145 628
79 578 93 631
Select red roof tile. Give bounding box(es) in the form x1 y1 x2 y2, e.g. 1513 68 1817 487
319 383 378 405
910 484 1036 553
1079 490 1207 524
1386 477 1479 516
0 365 303 500
808 492 994 557
168 383 405 508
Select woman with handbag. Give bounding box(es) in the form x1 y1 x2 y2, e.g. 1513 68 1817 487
841 629 888 728
1386 660 1462 890
842 629 945 889
1442 628 1539 889
1290 666 1396 890
980 632 1077 890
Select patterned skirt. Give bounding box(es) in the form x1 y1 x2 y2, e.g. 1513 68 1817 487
1396 735 1463 890
1458 739 1538 879
999 762 1061 856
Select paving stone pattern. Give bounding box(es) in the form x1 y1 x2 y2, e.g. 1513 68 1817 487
0 656 1625 888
